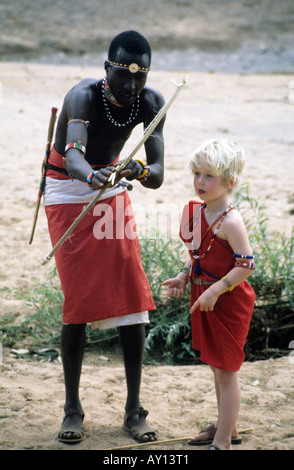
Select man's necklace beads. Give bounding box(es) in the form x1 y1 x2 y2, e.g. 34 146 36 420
101 78 140 127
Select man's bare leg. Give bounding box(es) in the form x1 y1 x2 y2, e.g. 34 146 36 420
120 323 157 442
58 323 86 442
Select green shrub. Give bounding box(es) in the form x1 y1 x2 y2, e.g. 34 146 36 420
0 184 293 364
235 183 294 361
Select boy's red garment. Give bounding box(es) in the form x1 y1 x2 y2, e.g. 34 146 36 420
180 201 256 371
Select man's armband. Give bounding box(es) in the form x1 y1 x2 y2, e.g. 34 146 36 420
65 142 86 156
67 119 90 128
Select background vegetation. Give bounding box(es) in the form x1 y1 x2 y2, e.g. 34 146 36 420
1 184 293 364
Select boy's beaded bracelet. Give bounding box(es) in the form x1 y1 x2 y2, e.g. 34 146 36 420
134 158 151 181
180 267 190 275
179 267 190 284
221 275 234 291
233 253 256 270
234 260 256 269
87 171 98 190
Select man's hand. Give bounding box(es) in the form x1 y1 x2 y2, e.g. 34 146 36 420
125 159 144 181
91 166 131 189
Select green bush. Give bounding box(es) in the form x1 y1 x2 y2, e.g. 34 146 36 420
235 183 294 361
0 184 293 364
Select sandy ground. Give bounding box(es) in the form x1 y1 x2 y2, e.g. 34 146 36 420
0 352 293 452
0 0 294 454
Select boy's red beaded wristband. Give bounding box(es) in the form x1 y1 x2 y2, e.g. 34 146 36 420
234 260 256 269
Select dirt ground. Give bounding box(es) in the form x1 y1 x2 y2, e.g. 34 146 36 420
0 0 293 453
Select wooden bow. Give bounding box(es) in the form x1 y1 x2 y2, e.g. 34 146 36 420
29 107 58 244
42 77 187 265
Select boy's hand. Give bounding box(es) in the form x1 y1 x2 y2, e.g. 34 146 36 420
161 277 186 297
190 289 218 314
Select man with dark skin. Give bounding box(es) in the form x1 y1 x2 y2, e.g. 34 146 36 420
43 31 165 444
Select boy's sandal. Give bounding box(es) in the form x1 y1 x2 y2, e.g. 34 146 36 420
188 423 242 446
188 423 216 446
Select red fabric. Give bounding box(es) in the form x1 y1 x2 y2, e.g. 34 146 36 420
46 145 120 180
45 191 155 324
180 201 256 371
46 145 70 180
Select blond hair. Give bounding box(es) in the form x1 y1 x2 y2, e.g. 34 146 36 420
190 139 245 193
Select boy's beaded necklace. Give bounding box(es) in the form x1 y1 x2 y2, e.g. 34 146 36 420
192 203 234 260
101 78 140 127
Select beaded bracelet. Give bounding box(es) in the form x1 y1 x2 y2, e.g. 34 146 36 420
179 267 190 284
221 276 234 291
87 171 98 190
134 158 151 181
234 260 256 269
180 267 190 275
65 142 86 155
67 119 90 128
233 253 254 259
137 165 150 181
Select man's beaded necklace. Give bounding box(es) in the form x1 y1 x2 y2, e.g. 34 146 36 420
101 78 140 127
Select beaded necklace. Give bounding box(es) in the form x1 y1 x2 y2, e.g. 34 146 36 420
101 78 140 127
192 203 234 260
103 78 123 107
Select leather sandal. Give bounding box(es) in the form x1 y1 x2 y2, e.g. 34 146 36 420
123 407 157 442
58 410 85 444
